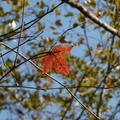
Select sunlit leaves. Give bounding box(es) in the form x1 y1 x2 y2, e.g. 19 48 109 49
77 13 85 22
64 12 73 17
114 41 120 49
94 25 100 30
52 4 60 16
103 48 111 56
37 26 44 31
37 1 44 8
84 0 96 8
19 0 29 6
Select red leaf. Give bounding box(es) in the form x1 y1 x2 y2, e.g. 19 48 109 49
41 45 73 75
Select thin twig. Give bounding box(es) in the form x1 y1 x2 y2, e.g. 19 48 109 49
61 0 120 37
1 42 100 120
0 53 18 85
50 23 82 50
0 84 119 91
1 31 43 58
14 0 25 66
0 2 64 41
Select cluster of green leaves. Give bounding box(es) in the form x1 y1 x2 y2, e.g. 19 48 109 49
0 0 120 120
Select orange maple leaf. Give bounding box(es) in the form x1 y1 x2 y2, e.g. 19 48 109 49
41 45 73 75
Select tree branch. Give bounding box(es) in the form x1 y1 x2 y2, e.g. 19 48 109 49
0 2 64 41
0 42 100 120
61 0 120 37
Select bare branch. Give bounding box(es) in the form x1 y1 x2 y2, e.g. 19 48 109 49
13 0 25 66
0 42 100 120
0 2 64 41
61 0 120 37
0 85 119 90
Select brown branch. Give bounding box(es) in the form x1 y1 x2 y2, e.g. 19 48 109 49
0 84 119 91
0 2 64 41
61 0 120 37
0 43 100 120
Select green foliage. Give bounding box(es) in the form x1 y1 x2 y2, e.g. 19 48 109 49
77 13 86 22
0 6 5 17
84 0 96 8
64 12 73 17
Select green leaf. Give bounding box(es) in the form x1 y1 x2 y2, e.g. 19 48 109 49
52 31 59 34
94 26 100 30
37 1 44 8
58 35 68 43
103 48 111 56
78 38 84 45
36 11 45 17
101 30 107 34
113 41 120 49
50 26 56 30
55 20 62 26
65 12 73 17
36 26 44 31
0 6 5 17
19 0 29 6
73 22 79 27
52 4 60 16
77 13 85 22
84 0 96 8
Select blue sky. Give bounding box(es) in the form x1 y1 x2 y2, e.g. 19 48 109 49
0 0 119 119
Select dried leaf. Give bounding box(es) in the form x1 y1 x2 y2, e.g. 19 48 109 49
94 10 101 17
42 45 73 75
87 7 93 11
